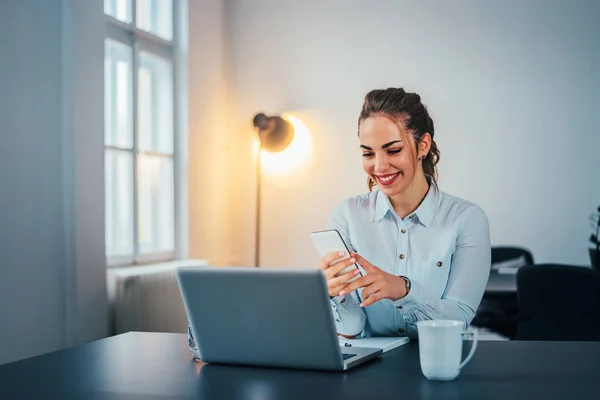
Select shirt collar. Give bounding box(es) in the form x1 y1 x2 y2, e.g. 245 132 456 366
374 190 392 222
373 186 439 227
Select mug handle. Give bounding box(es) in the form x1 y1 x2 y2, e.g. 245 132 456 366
458 329 478 369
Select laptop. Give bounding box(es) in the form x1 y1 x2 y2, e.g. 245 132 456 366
177 267 383 371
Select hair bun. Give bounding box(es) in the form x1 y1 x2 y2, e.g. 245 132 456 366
406 92 421 104
387 87 406 95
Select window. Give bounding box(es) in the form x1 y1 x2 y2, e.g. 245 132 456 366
104 0 180 265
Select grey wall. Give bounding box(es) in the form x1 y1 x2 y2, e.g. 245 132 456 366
0 0 107 365
0 0 67 365
226 0 600 268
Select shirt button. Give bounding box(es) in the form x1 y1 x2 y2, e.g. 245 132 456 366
401 228 407 234
436 261 443 267
399 254 405 260
398 328 405 333
396 305 403 310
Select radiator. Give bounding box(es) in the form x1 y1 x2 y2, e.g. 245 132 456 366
107 259 209 335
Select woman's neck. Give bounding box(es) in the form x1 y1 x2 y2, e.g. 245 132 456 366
389 174 430 219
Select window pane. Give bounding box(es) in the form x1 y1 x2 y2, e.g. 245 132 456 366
104 0 132 24
105 39 133 149
137 155 174 254
137 0 173 41
105 149 135 258
138 51 173 154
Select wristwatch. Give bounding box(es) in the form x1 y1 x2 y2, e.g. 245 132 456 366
399 275 411 296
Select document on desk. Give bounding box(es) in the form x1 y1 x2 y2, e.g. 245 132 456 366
496 267 520 275
338 336 410 353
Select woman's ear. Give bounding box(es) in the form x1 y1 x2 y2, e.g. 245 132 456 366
419 133 432 158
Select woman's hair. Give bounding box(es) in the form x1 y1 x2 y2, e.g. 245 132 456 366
358 88 440 191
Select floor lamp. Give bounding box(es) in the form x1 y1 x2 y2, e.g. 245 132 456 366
252 113 295 267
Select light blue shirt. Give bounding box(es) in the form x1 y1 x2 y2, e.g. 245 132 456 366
328 186 491 339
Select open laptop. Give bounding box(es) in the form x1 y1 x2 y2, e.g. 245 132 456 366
177 267 382 371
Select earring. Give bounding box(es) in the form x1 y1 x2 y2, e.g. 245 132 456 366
421 155 427 160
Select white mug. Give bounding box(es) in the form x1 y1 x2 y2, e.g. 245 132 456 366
416 320 478 381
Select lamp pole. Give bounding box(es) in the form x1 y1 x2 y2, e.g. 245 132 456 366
252 113 294 268
255 144 262 267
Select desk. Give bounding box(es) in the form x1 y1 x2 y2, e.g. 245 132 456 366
1 332 599 399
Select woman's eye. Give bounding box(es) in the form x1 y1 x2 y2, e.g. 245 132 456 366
388 149 402 155
362 153 374 158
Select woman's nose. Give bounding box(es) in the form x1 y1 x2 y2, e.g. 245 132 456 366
374 155 390 173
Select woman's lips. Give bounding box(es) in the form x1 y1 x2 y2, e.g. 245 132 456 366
375 172 400 186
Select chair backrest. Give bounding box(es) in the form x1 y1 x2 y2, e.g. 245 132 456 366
491 247 534 265
515 264 600 341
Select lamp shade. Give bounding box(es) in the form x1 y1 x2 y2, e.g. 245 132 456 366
253 113 294 152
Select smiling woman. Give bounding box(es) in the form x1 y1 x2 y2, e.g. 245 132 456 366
359 90 440 198
316 88 491 339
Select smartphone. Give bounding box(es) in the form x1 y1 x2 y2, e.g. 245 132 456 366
309 229 363 283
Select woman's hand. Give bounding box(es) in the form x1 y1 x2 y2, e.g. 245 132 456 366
338 253 408 307
317 251 362 298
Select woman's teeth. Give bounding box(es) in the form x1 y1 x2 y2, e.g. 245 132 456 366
380 174 397 182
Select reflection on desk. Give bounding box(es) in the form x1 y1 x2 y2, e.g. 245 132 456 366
197 363 354 399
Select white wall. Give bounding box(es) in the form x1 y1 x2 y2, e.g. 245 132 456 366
187 0 237 266
0 0 107 365
226 0 600 268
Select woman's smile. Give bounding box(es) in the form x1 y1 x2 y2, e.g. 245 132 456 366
375 172 401 186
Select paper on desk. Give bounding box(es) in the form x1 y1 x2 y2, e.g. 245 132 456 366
338 336 410 353
492 256 527 274
496 266 520 275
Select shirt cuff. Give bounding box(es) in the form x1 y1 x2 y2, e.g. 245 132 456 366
330 295 364 336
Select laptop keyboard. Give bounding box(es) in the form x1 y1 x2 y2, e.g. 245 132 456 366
342 353 357 360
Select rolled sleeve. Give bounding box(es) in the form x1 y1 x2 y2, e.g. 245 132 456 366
393 205 491 331
392 279 429 310
330 293 366 336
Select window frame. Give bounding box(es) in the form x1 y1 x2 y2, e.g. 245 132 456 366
104 0 183 267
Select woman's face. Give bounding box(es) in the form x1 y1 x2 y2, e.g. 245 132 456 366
358 116 419 197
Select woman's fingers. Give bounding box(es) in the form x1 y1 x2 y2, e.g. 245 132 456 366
338 274 377 296
360 289 383 307
361 280 384 299
327 268 361 288
323 255 357 279
330 256 358 275
318 251 348 271
318 252 359 297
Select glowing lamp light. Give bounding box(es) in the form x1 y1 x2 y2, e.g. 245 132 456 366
260 114 312 176
252 112 313 267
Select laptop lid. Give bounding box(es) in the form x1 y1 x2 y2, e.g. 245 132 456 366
177 267 349 370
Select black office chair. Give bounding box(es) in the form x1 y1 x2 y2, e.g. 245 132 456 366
491 247 534 266
471 246 535 338
514 264 600 341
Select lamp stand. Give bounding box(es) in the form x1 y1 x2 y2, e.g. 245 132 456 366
255 144 262 267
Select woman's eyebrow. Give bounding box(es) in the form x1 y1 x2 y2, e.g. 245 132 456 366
360 140 402 151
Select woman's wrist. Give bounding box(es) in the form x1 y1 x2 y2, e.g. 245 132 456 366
395 275 411 300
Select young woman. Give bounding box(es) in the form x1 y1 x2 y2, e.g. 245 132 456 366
319 88 491 339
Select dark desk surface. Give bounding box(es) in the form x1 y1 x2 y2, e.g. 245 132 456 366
1 332 599 399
